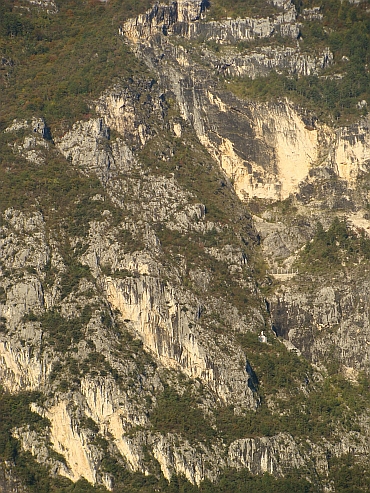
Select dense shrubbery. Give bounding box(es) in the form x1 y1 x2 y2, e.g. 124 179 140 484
39 306 91 351
297 218 370 273
0 389 48 462
150 385 216 441
329 454 370 493
0 0 153 130
205 0 279 20
214 368 370 443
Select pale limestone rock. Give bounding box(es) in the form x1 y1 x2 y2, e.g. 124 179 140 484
214 46 333 79
13 427 50 465
96 82 165 147
302 7 323 21
46 400 101 484
80 376 151 474
4 117 49 137
4 280 44 328
177 0 204 22
56 117 207 233
331 119 370 183
104 276 256 408
151 434 223 484
0 340 47 392
122 0 299 42
0 209 50 275
4 118 50 163
56 119 112 183
4 0 370 487
121 1 370 203
173 122 182 137
122 0 204 41
228 433 306 475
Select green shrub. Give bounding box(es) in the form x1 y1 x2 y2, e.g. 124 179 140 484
297 218 370 273
150 385 216 442
40 308 91 352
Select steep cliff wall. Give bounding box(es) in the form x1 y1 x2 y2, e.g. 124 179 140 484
120 0 370 204
269 274 370 371
56 115 259 410
122 0 299 42
2 113 362 491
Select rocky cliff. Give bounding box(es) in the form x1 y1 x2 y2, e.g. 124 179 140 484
121 0 370 204
2 0 370 492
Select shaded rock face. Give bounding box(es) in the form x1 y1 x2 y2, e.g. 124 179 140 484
269 278 370 371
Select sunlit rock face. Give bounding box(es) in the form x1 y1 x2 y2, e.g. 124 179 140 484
121 1 370 203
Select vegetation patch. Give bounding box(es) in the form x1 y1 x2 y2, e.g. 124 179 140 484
0 0 153 131
38 306 91 352
328 454 370 493
297 218 370 274
150 385 216 442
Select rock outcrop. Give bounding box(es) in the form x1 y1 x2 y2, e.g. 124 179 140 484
119 1 370 203
122 0 299 42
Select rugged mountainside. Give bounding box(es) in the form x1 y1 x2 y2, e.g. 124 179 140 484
1 0 370 492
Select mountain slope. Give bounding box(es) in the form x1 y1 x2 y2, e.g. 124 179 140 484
1 0 370 492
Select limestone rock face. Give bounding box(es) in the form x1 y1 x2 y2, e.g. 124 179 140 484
105 276 255 407
45 400 104 484
0 208 53 393
5 118 51 164
56 116 257 410
122 0 205 41
228 434 306 475
95 80 167 147
122 0 299 42
0 113 344 490
211 46 333 79
331 119 370 182
0 112 268 486
0 334 48 393
120 0 370 204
